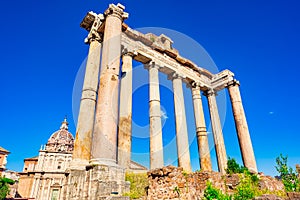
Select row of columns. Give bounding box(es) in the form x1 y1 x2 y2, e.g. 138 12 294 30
116 55 257 173
72 3 257 174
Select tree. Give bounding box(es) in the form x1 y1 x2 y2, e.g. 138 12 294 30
226 157 247 174
0 177 15 200
275 154 300 192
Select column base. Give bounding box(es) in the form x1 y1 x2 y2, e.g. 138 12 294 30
247 167 258 174
90 158 118 167
62 163 130 200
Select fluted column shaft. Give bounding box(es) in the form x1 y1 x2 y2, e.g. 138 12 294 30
171 74 192 172
148 62 164 169
117 54 133 168
73 35 101 165
228 82 257 172
91 5 126 165
191 84 212 171
206 91 227 174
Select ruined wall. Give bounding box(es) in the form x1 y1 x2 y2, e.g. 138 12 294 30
18 174 35 198
147 166 285 200
62 165 130 200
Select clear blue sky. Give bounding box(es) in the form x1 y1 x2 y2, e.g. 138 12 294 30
1 0 299 176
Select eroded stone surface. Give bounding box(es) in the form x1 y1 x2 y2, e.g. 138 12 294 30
147 62 164 169
254 194 284 200
73 39 101 163
172 74 191 172
228 81 257 172
63 165 129 200
118 54 133 169
287 192 300 199
191 83 212 171
92 2 126 164
147 166 286 200
205 90 227 174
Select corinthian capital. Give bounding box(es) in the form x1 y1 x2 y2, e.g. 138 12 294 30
203 89 217 97
83 13 104 44
227 79 240 87
191 81 205 89
144 61 161 70
170 72 186 80
104 3 129 20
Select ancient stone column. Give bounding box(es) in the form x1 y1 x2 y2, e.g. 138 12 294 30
147 61 164 169
91 4 128 165
205 90 227 174
228 81 257 172
191 82 212 171
117 53 133 169
296 165 300 175
72 16 102 167
171 73 192 172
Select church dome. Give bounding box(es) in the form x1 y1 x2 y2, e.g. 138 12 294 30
45 118 74 153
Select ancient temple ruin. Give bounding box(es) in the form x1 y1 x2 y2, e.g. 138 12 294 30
64 3 257 199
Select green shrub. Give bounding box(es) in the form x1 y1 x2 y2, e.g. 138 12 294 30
275 154 300 192
226 157 247 174
226 157 259 183
204 156 295 200
225 157 261 200
0 177 15 200
124 172 148 199
233 171 259 200
203 181 232 200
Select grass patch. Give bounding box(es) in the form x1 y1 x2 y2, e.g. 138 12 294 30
124 172 148 199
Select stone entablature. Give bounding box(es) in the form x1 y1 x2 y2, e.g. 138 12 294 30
80 11 222 90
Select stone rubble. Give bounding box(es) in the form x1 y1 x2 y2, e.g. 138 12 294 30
146 166 300 200
254 194 284 200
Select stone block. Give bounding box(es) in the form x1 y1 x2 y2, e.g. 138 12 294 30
254 194 284 200
62 164 129 199
287 192 300 199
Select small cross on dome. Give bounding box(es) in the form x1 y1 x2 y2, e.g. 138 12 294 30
60 116 69 130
